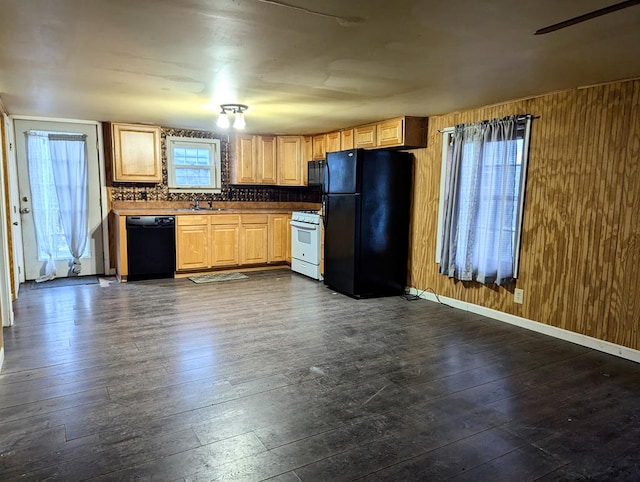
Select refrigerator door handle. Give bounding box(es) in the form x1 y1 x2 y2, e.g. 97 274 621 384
322 195 328 227
324 160 330 195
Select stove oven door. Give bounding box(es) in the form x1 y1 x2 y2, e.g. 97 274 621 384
290 220 320 266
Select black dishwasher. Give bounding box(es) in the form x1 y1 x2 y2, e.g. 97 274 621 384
126 216 176 281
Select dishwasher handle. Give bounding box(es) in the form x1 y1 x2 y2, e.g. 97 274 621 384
126 216 175 227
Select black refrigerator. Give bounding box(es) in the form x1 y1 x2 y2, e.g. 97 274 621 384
323 148 413 298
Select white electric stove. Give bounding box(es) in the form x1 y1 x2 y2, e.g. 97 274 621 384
290 211 323 280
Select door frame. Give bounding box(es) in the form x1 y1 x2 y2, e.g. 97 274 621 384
9 115 113 280
0 112 14 330
4 113 23 292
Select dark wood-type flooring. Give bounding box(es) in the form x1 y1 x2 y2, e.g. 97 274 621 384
1 270 639 481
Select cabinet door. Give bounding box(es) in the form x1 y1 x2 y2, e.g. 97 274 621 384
268 214 288 263
377 117 404 147
234 134 257 184
241 224 269 264
111 123 162 183
176 222 209 270
354 124 377 148
326 131 341 153
341 129 354 150
304 136 313 162
257 135 277 184
211 225 239 267
277 136 304 186
313 134 326 160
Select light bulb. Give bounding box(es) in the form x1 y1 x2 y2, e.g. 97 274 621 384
233 112 246 129
216 112 230 129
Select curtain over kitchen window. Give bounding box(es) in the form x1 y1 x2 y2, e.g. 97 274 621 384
25 131 89 281
439 115 531 285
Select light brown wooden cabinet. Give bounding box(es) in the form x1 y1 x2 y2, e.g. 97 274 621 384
233 135 278 184
234 134 257 184
304 136 313 162
240 214 269 265
325 131 341 154
377 116 427 148
353 117 427 149
105 122 162 183
341 129 354 150
277 136 305 186
312 134 326 160
210 215 240 267
234 134 306 186
268 214 289 263
257 136 277 184
176 215 210 270
354 124 377 149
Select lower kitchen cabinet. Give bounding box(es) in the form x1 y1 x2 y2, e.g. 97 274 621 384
210 215 240 267
156 211 294 275
268 214 289 263
176 216 209 270
240 214 269 265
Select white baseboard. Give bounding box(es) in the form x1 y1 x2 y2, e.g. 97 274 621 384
408 288 640 364
0 346 4 373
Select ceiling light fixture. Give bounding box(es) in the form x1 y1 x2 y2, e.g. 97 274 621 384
216 103 248 129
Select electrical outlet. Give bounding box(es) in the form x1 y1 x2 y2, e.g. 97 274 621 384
514 288 524 304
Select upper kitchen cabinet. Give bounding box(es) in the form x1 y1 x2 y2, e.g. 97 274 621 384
353 117 427 149
325 131 341 154
277 136 306 186
233 134 277 185
354 124 377 149
312 134 326 160
377 116 427 148
233 134 257 184
104 122 162 183
256 135 278 184
341 129 354 150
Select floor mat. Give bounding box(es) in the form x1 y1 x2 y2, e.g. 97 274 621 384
188 272 249 284
30 275 100 289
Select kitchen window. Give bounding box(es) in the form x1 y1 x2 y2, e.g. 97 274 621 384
436 115 532 285
166 136 221 193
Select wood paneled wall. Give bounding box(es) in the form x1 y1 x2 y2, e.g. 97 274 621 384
409 79 640 351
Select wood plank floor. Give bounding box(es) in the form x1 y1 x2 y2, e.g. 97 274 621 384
1 269 639 481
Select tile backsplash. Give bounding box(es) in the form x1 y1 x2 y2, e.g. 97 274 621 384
109 127 321 204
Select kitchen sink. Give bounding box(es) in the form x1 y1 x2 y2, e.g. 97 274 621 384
175 208 229 212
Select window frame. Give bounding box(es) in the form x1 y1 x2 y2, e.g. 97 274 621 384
166 136 222 194
436 117 532 279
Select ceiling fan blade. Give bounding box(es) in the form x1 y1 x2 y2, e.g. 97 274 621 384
534 0 640 35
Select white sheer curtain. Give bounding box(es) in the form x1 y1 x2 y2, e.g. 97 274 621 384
25 131 89 281
440 115 526 286
48 134 89 274
26 133 58 281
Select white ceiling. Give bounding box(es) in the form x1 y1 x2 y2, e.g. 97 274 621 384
1 0 639 134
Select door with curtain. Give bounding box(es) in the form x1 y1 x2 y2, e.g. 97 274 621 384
14 120 104 280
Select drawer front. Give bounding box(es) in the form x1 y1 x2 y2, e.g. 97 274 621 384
242 214 269 224
210 214 240 225
177 214 209 226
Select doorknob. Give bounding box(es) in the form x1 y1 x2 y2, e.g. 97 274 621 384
13 222 18 226
20 208 30 214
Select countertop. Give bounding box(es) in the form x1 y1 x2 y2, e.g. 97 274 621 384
111 201 321 216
